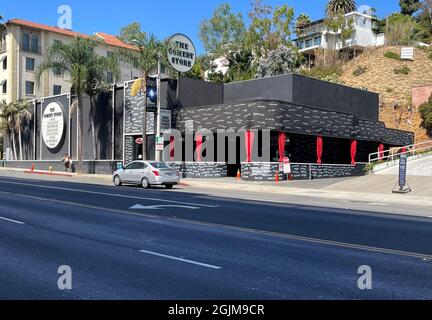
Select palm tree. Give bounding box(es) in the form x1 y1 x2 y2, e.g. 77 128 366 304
0 99 18 160
124 34 164 160
15 100 32 160
326 0 357 16
296 13 312 36
85 54 119 160
35 37 116 172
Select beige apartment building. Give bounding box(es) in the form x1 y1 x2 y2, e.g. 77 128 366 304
0 19 142 103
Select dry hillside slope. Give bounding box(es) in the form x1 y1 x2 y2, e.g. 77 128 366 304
340 46 432 143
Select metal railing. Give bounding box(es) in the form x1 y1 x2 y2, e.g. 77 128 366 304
368 140 432 163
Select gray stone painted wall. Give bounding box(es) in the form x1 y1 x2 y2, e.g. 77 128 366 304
173 100 413 146
167 162 227 178
241 162 365 181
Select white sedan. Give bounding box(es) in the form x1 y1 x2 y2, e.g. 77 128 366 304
113 161 180 189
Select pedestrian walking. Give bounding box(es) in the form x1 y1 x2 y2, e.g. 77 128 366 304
61 153 71 172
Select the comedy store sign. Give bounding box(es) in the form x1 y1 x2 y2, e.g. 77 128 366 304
42 102 65 149
167 33 196 73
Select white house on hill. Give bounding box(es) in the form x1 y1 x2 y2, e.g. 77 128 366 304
294 11 385 55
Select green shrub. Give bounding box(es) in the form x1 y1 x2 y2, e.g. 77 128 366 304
353 65 367 76
393 66 411 74
428 51 432 60
364 163 376 174
321 73 345 84
384 51 402 61
300 65 342 79
419 96 432 133
300 65 345 84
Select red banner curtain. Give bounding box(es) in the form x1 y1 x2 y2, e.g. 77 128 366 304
169 136 175 161
195 134 203 162
316 136 323 164
278 132 286 162
351 140 357 165
245 130 255 163
379 143 384 160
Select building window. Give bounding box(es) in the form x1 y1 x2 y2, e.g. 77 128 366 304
53 85 62 95
26 57 35 71
107 72 113 83
297 41 304 49
22 33 30 51
0 34 6 51
305 39 312 48
2 81 6 94
31 36 39 53
314 36 321 46
25 81 35 95
2 57 6 70
53 66 62 76
22 33 40 53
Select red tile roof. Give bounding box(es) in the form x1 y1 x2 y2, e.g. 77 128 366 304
95 32 139 51
7 18 139 51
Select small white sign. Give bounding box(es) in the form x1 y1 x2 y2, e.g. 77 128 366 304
283 157 291 174
159 109 172 131
42 102 64 149
167 33 196 73
401 47 414 60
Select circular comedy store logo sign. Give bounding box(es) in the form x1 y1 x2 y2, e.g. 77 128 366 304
42 102 65 149
167 33 196 73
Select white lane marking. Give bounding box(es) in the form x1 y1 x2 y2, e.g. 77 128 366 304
0 216 25 225
139 249 222 269
0 179 219 208
131 204 200 210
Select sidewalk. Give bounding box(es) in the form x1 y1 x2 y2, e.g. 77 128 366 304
181 175 432 207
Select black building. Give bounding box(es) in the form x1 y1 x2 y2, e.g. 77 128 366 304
3 74 413 180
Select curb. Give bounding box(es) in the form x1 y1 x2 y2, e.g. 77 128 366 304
24 170 74 177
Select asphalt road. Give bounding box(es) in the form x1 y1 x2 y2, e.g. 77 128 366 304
0 174 431 299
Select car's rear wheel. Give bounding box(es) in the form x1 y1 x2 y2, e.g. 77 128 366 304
165 184 174 189
141 177 150 189
114 175 122 187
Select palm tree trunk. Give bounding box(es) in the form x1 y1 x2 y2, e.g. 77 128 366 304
142 74 147 160
90 95 97 160
78 95 84 174
11 130 17 160
18 128 23 161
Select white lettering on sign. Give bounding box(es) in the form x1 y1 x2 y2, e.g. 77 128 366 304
160 109 172 131
42 102 64 149
167 34 196 73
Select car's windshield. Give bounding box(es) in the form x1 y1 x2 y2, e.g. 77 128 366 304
150 162 171 169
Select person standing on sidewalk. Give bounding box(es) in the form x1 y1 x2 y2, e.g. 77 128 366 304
61 153 71 172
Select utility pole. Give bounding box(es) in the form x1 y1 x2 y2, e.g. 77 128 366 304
155 59 162 161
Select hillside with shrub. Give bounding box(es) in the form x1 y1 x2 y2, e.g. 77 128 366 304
340 46 432 143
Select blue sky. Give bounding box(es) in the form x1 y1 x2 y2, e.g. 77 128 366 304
2 0 400 53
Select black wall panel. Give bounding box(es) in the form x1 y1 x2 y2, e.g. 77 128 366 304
114 87 124 160
224 74 294 104
178 77 223 108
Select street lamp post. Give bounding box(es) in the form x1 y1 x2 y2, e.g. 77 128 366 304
155 58 162 162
